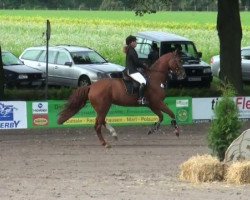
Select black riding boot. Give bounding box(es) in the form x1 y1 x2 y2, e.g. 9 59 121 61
138 83 147 105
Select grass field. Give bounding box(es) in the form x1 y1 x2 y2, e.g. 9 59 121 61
1 10 250 25
0 10 250 65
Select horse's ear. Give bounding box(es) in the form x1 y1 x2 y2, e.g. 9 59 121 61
173 50 178 56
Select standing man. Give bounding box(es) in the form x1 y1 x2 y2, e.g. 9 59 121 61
148 42 159 66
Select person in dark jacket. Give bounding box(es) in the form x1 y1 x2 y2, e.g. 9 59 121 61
124 35 148 105
148 42 159 66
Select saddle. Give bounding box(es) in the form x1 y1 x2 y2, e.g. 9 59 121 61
122 71 141 96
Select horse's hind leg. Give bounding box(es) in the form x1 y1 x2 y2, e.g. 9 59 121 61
93 103 112 148
95 116 111 148
95 122 104 145
148 107 163 135
104 123 118 140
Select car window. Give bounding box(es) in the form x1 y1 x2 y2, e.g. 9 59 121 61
241 49 250 60
136 40 151 55
2 52 23 66
136 37 144 44
48 51 57 63
37 50 58 63
70 51 106 64
161 41 198 59
37 51 46 62
56 51 70 65
136 38 158 59
21 49 42 61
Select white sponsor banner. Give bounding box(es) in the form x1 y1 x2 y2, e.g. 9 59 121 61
193 97 250 120
32 102 48 114
0 101 27 129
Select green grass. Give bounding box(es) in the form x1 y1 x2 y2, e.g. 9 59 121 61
0 10 219 23
0 10 250 26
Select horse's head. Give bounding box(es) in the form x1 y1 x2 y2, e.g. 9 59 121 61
168 50 186 80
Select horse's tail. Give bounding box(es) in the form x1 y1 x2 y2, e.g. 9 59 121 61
57 86 90 125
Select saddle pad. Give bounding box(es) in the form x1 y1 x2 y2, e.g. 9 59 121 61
122 79 140 96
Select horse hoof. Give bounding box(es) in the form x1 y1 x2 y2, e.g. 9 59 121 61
148 130 153 135
113 135 118 141
105 143 112 148
174 129 179 137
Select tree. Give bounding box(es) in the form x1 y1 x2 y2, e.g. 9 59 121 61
217 0 243 94
100 0 124 10
0 46 4 100
208 84 241 161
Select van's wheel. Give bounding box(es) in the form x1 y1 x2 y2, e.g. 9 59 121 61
78 76 91 87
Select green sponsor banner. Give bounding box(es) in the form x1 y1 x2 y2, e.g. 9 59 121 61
27 97 192 128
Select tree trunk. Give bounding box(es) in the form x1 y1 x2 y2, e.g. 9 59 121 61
0 46 4 100
217 0 243 94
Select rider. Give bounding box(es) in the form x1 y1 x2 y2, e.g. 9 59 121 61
124 35 148 105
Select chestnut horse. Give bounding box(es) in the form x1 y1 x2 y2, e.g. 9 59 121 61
58 51 186 147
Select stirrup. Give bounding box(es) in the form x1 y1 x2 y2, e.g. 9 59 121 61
137 97 148 105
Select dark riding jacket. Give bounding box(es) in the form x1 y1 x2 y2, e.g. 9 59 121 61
148 49 159 66
126 46 146 74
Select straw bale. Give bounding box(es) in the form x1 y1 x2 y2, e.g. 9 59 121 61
226 161 250 184
179 154 225 183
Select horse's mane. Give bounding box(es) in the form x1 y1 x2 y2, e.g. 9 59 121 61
148 51 174 72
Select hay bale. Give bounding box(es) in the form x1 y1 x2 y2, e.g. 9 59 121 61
226 161 250 184
179 154 225 183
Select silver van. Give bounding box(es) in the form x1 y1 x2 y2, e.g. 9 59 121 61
136 31 213 87
19 45 125 87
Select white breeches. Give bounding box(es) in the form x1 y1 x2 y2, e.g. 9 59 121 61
129 72 146 84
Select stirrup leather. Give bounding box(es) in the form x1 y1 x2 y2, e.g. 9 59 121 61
137 97 148 105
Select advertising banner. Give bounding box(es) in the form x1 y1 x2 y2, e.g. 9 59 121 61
0 101 27 129
192 96 250 122
27 97 192 128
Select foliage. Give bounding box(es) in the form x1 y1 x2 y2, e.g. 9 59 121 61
208 83 242 161
0 0 224 10
100 0 124 10
3 87 73 100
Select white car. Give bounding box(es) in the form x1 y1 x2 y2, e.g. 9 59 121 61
211 46 250 81
19 45 125 87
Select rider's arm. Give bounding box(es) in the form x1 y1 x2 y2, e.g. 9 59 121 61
130 50 146 69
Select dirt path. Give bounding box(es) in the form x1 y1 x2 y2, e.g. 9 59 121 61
0 123 250 200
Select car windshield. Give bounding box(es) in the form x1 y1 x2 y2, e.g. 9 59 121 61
2 52 23 66
161 41 199 60
70 51 107 64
